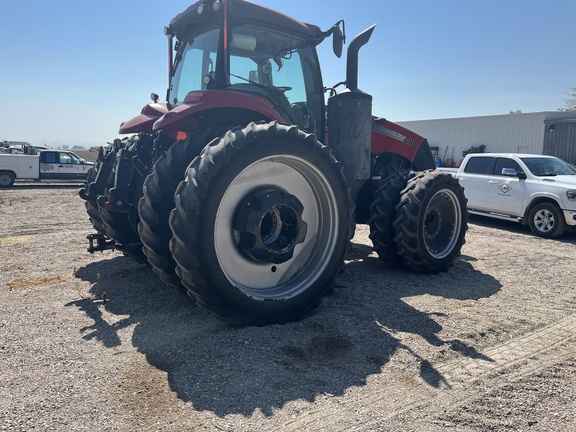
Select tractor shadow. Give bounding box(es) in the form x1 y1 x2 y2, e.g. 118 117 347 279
70 241 501 418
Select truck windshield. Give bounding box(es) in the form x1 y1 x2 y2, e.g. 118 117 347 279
521 157 575 176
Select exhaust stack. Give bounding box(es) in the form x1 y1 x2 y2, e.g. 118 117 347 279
327 24 376 191
345 24 376 92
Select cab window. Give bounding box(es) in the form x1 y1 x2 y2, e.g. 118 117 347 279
227 25 321 135
463 157 492 174
493 158 522 175
59 153 81 164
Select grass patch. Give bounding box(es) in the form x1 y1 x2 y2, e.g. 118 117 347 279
8 276 64 290
0 195 34 206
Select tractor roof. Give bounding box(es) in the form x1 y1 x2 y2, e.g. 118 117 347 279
170 0 323 42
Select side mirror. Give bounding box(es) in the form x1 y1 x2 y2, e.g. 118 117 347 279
333 26 344 58
502 168 527 179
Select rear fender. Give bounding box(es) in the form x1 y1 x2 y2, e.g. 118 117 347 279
371 117 435 170
119 103 169 134
153 90 286 134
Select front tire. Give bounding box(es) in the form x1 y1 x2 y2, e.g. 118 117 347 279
368 170 416 264
394 170 468 273
169 122 351 326
528 202 566 238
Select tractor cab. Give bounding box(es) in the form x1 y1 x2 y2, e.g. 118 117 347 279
121 0 345 142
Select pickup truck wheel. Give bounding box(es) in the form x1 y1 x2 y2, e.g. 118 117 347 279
0 171 15 188
528 202 566 238
138 128 226 292
368 170 416 264
394 170 468 274
169 122 351 326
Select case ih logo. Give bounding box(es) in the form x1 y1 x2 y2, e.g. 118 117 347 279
499 184 512 194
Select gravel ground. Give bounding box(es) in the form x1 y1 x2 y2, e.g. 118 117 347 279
1 184 575 431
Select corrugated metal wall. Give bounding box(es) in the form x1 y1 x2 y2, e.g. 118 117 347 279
397 111 576 166
543 119 576 164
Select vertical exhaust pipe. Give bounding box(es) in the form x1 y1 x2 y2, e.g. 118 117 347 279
346 24 376 92
328 24 377 190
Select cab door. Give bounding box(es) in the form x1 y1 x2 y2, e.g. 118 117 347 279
38 151 60 179
457 156 494 211
484 157 527 216
55 152 91 179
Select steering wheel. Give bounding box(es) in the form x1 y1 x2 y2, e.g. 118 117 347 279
275 86 292 93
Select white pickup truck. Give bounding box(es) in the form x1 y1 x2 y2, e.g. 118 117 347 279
452 153 576 238
0 148 94 188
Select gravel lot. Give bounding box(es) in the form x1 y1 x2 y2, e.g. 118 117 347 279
1 184 575 431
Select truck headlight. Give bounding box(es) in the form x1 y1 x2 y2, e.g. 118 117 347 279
567 190 576 201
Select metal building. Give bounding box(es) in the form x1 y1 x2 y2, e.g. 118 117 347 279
397 111 576 166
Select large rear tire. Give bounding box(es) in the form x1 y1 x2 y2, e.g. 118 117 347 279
82 165 107 235
138 128 225 291
80 143 119 235
169 122 351 326
394 170 468 273
97 134 154 262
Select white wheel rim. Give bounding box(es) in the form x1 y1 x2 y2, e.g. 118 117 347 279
534 209 554 232
423 188 462 259
214 154 340 300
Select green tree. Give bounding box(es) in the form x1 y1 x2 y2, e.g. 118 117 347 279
558 87 576 111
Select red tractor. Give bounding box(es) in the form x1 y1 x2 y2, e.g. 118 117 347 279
80 0 467 325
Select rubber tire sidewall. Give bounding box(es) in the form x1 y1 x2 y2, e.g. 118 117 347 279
394 170 468 274
368 169 416 265
0 172 15 188
98 135 150 262
138 129 225 291
170 122 351 325
528 202 566 238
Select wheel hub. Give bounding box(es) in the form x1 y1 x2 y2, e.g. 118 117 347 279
535 210 554 232
233 188 307 264
423 189 460 258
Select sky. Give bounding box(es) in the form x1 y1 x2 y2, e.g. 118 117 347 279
1 0 575 148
